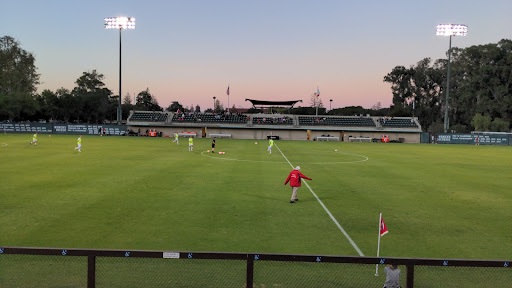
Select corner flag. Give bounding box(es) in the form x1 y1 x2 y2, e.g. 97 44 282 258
375 213 388 276
380 216 388 236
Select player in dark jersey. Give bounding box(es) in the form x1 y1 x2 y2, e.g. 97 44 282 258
211 137 216 153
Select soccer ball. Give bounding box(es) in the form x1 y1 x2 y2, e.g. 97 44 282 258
207 150 210 153
335 149 338 152
255 142 258 144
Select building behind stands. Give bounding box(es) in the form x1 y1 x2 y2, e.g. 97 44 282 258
126 111 422 143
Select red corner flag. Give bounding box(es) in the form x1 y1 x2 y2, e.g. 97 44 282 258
380 216 388 236
375 213 388 276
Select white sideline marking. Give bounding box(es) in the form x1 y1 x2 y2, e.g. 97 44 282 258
276 143 365 256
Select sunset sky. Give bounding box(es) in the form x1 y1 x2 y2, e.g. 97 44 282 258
2 0 512 111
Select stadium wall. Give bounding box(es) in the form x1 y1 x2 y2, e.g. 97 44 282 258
128 125 422 143
0 122 422 143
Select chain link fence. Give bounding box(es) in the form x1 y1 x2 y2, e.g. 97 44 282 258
253 260 407 287
0 247 511 288
95 257 246 287
0 253 87 288
413 265 512 287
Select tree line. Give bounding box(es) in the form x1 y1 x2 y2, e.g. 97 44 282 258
1 35 511 132
0 36 200 124
383 39 512 133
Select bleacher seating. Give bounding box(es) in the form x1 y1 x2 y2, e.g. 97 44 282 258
172 113 248 123
252 116 293 125
298 116 375 127
129 112 168 122
381 118 418 128
128 111 419 132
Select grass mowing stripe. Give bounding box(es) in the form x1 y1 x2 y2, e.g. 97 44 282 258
275 142 365 256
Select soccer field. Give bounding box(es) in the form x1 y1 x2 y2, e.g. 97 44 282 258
1 134 511 260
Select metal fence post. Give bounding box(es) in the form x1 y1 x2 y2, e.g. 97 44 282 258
406 264 414 288
88 255 96 288
246 254 254 288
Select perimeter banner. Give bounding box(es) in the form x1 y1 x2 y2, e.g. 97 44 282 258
436 133 510 145
0 122 126 136
0 123 53 133
53 124 126 135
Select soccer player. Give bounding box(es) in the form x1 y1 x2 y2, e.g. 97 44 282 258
74 135 82 152
284 166 312 203
267 138 274 154
188 137 193 152
211 137 216 153
30 132 38 146
172 133 179 144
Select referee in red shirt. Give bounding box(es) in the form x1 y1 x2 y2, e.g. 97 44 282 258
284 166 312 203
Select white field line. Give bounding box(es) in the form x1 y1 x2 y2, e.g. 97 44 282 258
200 150 368 165
275 143 365 256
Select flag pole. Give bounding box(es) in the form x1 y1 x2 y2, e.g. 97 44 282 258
315 98 318 117
413 99 415 119
375 212 382 276
315 86 319 117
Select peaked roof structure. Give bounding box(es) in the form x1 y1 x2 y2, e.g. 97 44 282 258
245 99 302 108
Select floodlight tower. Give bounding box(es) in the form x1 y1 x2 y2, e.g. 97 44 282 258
436 24 467 133
105 17 136 124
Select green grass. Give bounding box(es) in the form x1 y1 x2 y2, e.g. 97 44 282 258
1 134 511 260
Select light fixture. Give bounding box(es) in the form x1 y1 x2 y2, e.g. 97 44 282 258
436 23 467 133
104 16 136 124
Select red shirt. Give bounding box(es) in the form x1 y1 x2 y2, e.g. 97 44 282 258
284 170 312 187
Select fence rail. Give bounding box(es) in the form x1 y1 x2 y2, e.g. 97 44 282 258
0 246 511 287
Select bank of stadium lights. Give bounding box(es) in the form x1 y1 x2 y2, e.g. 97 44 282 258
104 17 136 124
436 24 467 36
104 17 136 29
436 24 467 133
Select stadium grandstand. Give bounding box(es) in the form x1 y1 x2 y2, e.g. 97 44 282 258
128 111 169 122
170 112 248 124
298 116 375 127
127 110 422 143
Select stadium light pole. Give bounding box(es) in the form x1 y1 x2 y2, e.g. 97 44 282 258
330 99 333 111
105 17 136 125
436 24 467 133
213 96 216 112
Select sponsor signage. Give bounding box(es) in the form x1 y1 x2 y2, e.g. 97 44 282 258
436 133 510 145
0 122 126 135
0 123 52 133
